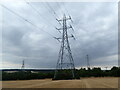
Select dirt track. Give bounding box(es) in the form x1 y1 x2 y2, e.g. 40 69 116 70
2 77 118 88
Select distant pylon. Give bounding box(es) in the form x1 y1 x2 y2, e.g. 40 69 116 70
105 67 108 70
53 14 75 79
86 55 90 69
21 60 25 70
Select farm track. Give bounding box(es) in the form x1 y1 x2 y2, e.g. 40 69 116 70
2 77 118 88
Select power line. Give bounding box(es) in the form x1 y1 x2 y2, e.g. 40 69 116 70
55 2 64 15
62 2 70 16
24 0 62 36
24 0 64 36
43 2 63 27
24 0 56 27
45 2 60 19
42 2 56 19
1 4 55 37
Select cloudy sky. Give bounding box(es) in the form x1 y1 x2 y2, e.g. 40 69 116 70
0 0 118 69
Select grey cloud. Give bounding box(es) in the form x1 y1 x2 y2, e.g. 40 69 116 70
1 2 118 69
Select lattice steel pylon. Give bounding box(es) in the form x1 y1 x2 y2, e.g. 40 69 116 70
53 14 75 80
86 55 90 69
21 60 25 70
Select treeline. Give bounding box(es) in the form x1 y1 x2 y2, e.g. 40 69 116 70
75 66 120 77
2 71 53 80
2 66 120 80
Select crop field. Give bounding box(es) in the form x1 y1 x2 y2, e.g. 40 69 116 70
2 77 119 88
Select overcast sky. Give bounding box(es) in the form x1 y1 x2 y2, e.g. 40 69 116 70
0 1 118 69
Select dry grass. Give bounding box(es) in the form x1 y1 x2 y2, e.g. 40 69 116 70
2 77 118 88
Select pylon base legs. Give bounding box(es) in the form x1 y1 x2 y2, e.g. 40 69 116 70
53 69 80 80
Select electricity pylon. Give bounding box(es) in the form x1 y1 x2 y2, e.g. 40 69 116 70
105 67 108 70
21 60 25 70
86 55 90 69
53 14 75 80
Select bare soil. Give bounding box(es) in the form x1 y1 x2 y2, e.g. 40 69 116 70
2 77 118 88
